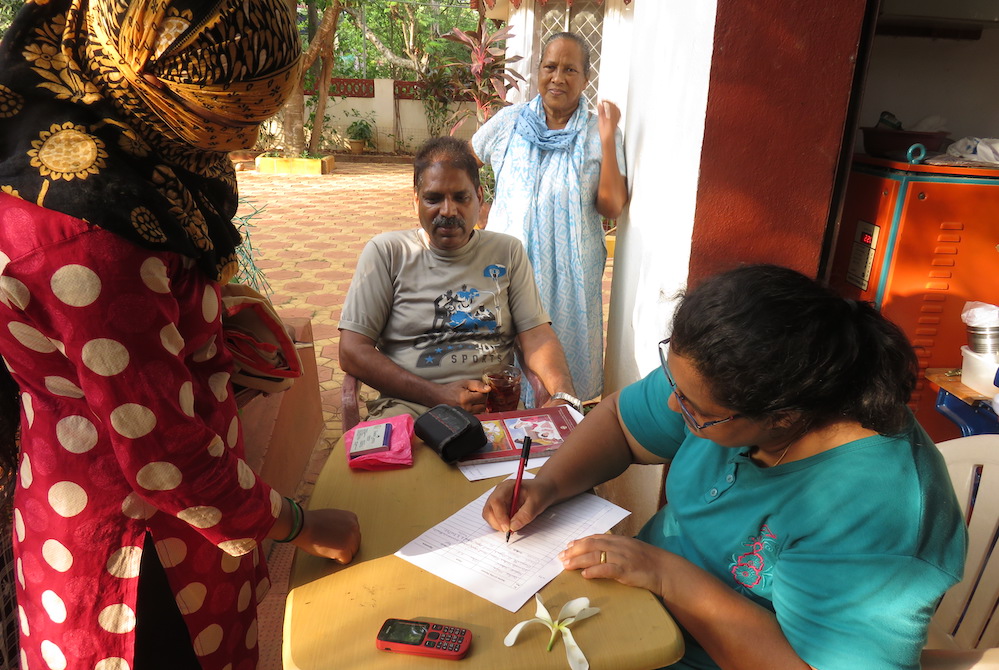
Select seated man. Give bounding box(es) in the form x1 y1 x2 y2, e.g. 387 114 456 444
339 137 582 419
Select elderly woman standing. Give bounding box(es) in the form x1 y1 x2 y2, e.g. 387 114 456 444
0 2 359 668
472 32 628 404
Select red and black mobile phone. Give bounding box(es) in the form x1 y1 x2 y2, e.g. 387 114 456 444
376 618 472 660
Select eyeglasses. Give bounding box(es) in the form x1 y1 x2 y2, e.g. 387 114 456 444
658 338 741 431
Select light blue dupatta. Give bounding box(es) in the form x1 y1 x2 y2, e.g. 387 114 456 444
492 95 604 401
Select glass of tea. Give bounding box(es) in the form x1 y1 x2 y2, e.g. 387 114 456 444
482 364 522 412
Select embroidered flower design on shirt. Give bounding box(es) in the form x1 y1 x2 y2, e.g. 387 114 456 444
730 524 779 590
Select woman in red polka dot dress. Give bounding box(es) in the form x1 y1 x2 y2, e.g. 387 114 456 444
0 1 361 668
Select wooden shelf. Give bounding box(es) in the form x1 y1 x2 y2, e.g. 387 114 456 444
925 368 993 405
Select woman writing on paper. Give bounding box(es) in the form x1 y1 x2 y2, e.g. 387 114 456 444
472 32 627 404
483 264 966 670
0 2 359 667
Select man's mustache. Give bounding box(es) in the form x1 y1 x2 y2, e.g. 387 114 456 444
433 215 465 229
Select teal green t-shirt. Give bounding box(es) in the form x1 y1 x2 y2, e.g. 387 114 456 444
619 370 967 670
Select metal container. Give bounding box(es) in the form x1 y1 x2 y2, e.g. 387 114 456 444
968 325 999 354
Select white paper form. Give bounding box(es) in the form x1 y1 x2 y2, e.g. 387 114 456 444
395 482 630 612
457 456 549 481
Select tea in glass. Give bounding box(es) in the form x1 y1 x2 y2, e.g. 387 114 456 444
482 364 521 412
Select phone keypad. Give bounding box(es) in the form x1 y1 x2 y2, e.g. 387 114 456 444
424 625 467 650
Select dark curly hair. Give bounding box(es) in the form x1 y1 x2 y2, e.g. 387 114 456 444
669 264 917 435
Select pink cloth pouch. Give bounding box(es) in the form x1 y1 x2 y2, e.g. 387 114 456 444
344 415 414 471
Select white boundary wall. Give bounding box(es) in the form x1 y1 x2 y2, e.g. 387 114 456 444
302 79 476 153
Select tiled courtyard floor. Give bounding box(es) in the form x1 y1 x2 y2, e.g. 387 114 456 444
234 162 614 669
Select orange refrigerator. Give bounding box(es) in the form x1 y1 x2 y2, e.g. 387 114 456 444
828 155 999 441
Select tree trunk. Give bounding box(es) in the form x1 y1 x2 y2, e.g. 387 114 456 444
281 0 305 156
307 1 320 84
308 53 334 154
305 1 342 154
302 0 342 74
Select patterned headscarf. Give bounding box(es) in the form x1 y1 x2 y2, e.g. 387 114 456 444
0 0 302 282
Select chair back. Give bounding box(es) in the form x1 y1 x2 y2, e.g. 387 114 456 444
931 434 999 650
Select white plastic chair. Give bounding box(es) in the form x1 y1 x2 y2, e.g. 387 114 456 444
921 434 999 669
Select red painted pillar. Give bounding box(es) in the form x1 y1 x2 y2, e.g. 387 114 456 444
689 0 868 286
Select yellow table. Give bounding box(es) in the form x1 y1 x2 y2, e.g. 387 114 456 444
283 436 684 669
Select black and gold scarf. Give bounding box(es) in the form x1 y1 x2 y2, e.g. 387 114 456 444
0 0 302 282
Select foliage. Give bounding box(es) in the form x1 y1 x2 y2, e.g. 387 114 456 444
0 0 24 37
232 200 272 297
442 16 525 134
343 108 376 148
480 164 496 204
386 130 415 154
329 1 480 80
418 65 457 138
346 118 373 142
303 95 338 153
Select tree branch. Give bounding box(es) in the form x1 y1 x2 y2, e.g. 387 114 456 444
301 1 342 76
341 3 424 75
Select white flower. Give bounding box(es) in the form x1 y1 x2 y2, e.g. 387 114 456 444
504 594 600 670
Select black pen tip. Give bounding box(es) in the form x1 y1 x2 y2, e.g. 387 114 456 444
505 530 511 542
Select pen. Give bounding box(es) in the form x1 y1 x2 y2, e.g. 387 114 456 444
506 436 532 542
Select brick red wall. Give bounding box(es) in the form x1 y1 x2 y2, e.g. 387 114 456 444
689 0 867 286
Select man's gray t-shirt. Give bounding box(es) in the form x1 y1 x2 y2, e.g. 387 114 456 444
339 228 550 390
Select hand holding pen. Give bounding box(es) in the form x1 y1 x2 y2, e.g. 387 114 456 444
506 436 532 542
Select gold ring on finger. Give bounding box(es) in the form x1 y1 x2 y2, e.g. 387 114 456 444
599 550 607 564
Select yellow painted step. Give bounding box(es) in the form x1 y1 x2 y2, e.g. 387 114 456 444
255 155 335 175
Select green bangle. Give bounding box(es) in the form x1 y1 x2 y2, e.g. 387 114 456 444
276 497 304 543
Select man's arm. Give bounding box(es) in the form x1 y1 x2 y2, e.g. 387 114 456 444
516 323 578 405
338 329 490 413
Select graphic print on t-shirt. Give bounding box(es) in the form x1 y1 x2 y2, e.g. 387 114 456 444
415 271 507 369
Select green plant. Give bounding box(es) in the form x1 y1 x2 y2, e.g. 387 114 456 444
231 200 272 297
442 16 525 134
330 2 479 80
419 66 457 138
304 96 332 141
479 164 496 204
0 0 24 38
385 132 416 155
341 109 376 150
346 119 373 142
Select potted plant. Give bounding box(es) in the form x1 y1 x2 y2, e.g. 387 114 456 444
346 118 373 155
